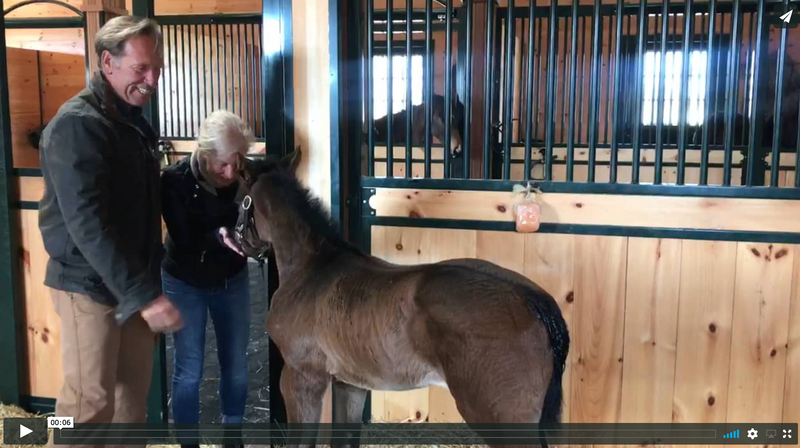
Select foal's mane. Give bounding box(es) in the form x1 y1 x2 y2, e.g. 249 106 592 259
247 157 365 257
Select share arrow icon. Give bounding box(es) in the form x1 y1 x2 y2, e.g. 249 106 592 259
781 9 793 23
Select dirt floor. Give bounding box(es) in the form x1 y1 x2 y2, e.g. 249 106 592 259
163 260 272 424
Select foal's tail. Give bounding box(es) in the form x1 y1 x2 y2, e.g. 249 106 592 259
525 290 570 426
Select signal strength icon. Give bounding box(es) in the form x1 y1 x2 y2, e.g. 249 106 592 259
724 430 740 439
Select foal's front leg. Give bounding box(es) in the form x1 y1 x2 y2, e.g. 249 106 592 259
280 365 331 448
331 380 369 448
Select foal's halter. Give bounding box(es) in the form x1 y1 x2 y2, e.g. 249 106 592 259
235 194 270 264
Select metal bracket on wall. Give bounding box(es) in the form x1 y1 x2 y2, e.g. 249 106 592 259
361 187 376 217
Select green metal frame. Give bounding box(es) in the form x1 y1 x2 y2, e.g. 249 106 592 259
0 0 25 408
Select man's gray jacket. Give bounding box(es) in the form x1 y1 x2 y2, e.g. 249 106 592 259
38 71 164 324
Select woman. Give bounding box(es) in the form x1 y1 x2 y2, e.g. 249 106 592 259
160 110 253 448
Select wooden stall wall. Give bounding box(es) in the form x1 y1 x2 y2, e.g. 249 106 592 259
369 226 800 427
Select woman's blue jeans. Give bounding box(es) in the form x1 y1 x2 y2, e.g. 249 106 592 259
162 267 251 431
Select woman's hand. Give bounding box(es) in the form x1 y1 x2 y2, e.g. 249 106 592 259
219 227 246 257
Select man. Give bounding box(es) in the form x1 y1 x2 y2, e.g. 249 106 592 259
38 15 183 445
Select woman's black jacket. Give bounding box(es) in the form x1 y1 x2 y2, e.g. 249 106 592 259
160 156 247 288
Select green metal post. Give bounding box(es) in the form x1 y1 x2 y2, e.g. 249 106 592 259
132 0 168 425
0 0 25 407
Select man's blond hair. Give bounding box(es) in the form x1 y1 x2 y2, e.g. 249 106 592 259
95 15 162 61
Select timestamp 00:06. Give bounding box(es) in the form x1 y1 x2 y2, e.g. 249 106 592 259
47 417 74 429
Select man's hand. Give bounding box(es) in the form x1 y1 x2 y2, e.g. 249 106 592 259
219 227 246 257
140 295 183 332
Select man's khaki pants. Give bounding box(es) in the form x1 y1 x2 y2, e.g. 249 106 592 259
48 289 156 448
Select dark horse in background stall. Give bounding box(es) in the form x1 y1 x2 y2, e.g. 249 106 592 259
367 64 467 162
234 149 570 448
370 92 466 157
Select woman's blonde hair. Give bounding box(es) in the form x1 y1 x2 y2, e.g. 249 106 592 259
196 110 255 158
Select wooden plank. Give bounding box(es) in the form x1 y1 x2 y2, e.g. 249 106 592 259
785 246 800 425
569 235 627 424
292 0 331 209
17 209 63 398
155 0 261 15
4 28 86 56
426 228 475 423
476 230 525 274
522 233 575 423
368 226 431 423
38 51 85 124
15 176 44 203
3 0 83 18
620 238 682 423
7 47 41 168
672 240 737 424
726 242 794 423
369 188 800 234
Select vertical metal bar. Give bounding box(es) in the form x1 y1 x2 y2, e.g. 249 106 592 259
503 0 514 180
224 24 229 112
723 0 741 186
795 95 800 187
368 0 375 177
187 24 194 135
770 0 789 187
603 16 611 145
669 6 678 147
0 0 23 407
424 0 432 178
387 0 394 178
463 0 473 178
746 0 766 186
677 0 692 184
172 24 178 137
181 25 188 137
203 24 209 121
609 0 624 184
631 0 647 183
235 24 241 121
483 1 495 180
533 17 542 146
216 24 222 113
587 0 602 182
160 25 167 136
742 12 755 145
654 0 669 184
405 0 412 178
560 17 568 144
244 23 251 128
444 0 453 178
524 0 536 181
544 0 557 180
576 16 585 145
194 24 200 134
566 0 578 181
699 0 716 185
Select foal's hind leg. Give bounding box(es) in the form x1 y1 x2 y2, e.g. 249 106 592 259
443 340 554 448
279 365 331 448
331 380 369 448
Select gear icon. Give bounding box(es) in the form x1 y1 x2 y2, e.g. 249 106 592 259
748 428 758 439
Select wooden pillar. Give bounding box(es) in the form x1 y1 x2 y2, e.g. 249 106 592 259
81 0 128 76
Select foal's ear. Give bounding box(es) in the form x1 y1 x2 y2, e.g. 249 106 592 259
279 146 302 174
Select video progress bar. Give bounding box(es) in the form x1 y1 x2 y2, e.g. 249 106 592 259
51 423 799 445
